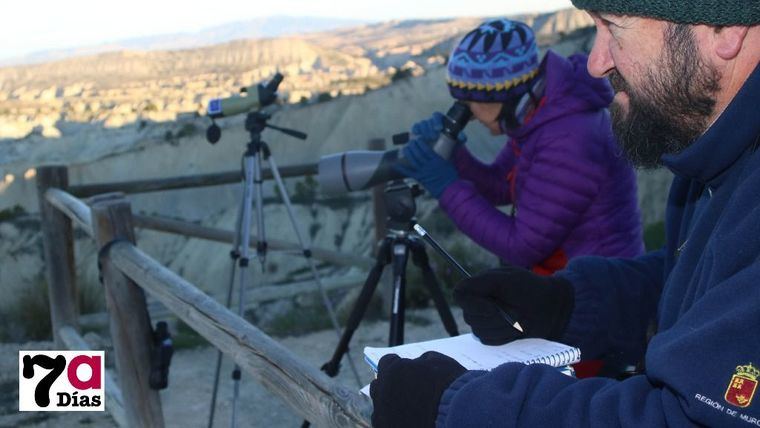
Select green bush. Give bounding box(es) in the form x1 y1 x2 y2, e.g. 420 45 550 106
0 275 105 342
309 223 322 240
172 319 209 350
176 123 198 139
0 278 52 341
391 68 414 82
0 205 26 222
79 277 105 316
264 305 333 337
293 176 318 204
316 92 333 103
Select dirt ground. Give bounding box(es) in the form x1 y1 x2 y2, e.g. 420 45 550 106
1 307 466 428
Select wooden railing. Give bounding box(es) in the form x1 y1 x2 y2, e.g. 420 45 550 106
34 143 387 427
68 163 318 197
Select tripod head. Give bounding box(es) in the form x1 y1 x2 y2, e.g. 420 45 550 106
383 179 423 234
244 111 308 141
206 109 308 146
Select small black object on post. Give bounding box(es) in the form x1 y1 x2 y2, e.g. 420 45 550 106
149 321 174 390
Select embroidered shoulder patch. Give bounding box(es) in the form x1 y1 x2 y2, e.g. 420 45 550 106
725 363 759 408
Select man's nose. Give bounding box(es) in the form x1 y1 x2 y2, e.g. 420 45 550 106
587 26 615 78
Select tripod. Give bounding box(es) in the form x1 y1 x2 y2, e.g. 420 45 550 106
305 181 458 427
206 111 360 428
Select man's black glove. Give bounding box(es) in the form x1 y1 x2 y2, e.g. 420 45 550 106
454 266 574 345
370 351 467 428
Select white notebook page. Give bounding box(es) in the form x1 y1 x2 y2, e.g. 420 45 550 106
364 333 580 372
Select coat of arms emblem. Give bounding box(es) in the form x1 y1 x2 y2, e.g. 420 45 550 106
725 363 759 408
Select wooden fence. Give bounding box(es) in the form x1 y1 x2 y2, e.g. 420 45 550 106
34 140 388 427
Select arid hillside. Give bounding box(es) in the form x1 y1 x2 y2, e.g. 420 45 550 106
0 9 592 139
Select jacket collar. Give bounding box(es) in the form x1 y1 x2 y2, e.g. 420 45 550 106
506 50 614 140
661 63 760 187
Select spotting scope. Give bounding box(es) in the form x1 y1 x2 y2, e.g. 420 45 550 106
318 101 472 194
207 72 283 119
206 72 284 144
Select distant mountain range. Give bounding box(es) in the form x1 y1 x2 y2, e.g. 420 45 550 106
0 16 368 67
0 8 595 145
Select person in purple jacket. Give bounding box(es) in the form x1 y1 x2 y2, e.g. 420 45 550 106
397 19 644 276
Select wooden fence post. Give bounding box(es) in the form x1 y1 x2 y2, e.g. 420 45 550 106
36 165 79 347
90 196 164 428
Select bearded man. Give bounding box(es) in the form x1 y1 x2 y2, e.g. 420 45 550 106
370 1 760 427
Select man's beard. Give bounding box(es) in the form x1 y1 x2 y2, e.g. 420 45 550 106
609 24 721 169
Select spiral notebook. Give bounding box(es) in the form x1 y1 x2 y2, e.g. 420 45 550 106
364 333 581 373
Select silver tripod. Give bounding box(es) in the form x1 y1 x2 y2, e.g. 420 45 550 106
206 111 361 428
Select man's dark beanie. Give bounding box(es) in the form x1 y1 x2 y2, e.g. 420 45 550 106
571 0 760 26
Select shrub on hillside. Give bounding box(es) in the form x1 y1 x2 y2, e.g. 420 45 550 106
391 67 414 82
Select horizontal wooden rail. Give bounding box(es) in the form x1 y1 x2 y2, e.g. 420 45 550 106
106 241 372 427
45 188 94 237
79 273 367 328
42 189 374 270
69 163 318 197
148 273 366 321
59 326 127 428
133 214 375 269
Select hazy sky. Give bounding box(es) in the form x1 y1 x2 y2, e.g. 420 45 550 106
0 0 573 60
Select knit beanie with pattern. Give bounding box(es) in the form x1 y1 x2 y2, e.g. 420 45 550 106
447 19 540 103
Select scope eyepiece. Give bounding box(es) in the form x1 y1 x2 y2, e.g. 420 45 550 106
441 101 472 138
265 73 284 93
258 72 283 107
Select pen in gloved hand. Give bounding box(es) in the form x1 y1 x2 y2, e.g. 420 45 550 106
412 224 524 334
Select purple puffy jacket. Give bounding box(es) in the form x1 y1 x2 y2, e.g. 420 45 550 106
439 50 644 271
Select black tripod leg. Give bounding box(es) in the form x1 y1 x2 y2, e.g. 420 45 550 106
320 238 392 378
305 216 394 428
410 241 459 337
388 239 409 346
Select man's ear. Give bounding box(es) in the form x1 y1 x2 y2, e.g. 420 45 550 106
713 26 750 60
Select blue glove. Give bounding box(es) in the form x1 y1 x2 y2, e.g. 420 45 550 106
394 137 459 198
412 112 445 143
411 112 468 146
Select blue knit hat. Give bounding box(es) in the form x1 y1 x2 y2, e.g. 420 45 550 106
447 19 540 103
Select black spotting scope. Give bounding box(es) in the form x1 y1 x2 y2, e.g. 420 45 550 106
318 101 472 194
